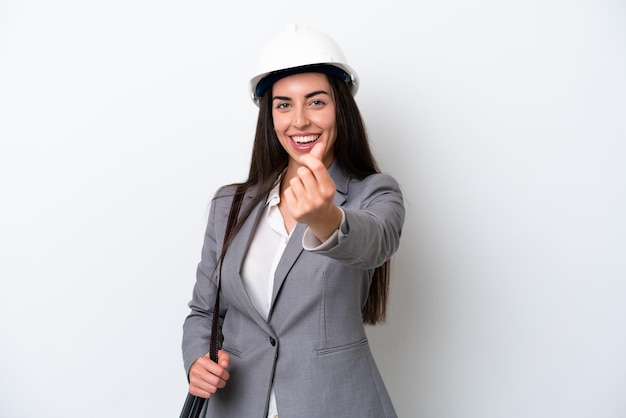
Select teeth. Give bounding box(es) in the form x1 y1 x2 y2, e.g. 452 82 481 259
292 135 319 144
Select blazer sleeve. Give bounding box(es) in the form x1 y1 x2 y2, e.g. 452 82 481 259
181 187 230 376
309 172 405 269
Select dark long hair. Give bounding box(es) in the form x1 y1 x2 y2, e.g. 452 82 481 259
224 74 391 325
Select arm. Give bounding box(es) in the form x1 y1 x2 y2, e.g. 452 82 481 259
306 173 405 269
284 142 404 269
182 188 232 389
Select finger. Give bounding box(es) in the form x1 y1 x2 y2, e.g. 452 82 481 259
188 364 225 398
282 186 297 214
295 162 336 204
195 354 230 381
299 142 326 170
189 370 228 397
192 369 229 394
296 165 318 194
288 175 307 202
189 378 220 398
189 385 213 398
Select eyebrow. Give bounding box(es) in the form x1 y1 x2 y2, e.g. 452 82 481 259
272 90 330 102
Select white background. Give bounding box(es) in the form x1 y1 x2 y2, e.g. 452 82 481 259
1 1 625 417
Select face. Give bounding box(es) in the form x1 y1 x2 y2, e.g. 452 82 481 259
271 72 337 168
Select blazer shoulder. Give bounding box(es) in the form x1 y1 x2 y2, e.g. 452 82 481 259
362 172 401 188
346 172 403 198
330 163 401 197
213 184 241 199
210 184 250 207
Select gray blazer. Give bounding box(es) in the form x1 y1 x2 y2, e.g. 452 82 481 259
182 163 405 417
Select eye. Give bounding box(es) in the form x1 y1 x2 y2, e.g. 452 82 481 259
275 102 291 110
309 99 326 107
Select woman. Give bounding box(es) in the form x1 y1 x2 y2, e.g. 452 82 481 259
182 24 405 417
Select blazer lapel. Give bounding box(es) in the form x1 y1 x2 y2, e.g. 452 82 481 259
225 190 277 334
270 223 305 311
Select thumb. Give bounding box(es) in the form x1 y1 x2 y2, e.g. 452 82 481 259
217 349 230 368
309 141 325 161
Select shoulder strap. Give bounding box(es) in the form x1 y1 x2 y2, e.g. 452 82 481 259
180 185 246 418
209 185 246 363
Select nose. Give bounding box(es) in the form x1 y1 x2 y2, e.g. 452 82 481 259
292 106 309 128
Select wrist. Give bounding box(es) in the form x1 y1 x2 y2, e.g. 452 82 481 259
309 205 342 242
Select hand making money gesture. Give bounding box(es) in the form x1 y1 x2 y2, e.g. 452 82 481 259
283 142 343 242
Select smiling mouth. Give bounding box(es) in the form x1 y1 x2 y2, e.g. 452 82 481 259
291 135 320 144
